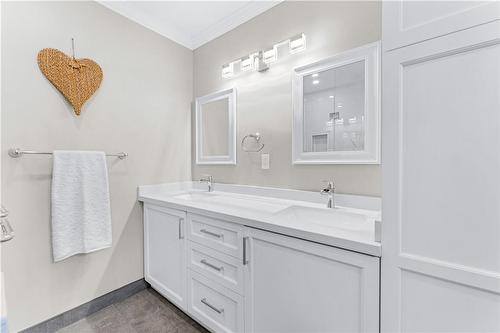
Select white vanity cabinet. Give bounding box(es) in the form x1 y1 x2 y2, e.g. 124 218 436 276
186 213 245 333
243 228 380 333
143 203 380 332
143 204 187 310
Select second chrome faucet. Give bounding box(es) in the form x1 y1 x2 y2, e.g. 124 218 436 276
320 180 335 209
200 175 214 192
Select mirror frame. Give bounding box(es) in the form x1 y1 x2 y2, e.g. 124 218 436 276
292 42 381 164
195 88 237 165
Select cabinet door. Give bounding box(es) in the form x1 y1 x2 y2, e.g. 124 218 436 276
383 1 500 51
381 22 500 332
244 228 380 333
144 204 187 310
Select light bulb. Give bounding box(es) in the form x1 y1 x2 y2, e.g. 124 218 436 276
240 54 256 72
222 63 234 78
263 47 277 64
290 33 306 54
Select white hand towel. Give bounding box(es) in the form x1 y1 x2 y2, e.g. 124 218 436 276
51 151 112 262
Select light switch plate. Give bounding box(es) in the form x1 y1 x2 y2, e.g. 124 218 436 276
261 153 270 169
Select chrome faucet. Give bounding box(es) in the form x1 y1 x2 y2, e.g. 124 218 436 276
320 181 335 209
200 175 214 192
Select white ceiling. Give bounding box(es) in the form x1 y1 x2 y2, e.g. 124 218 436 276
98 1 282 50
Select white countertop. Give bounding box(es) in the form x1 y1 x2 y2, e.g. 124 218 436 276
138 182 381 257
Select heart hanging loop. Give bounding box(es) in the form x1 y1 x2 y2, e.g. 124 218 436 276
68 37 83 69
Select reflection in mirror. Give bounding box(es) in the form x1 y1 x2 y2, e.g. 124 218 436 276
303 61 365 152
293 42 380 164
201 98 229 156
195 88 237 165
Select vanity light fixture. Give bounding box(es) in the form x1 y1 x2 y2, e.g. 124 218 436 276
290 33 307 54
222 63 234 79
254 51 269 72
221 33 307 79
262 47 277 64
312 73 319 78
312 80 320 85
241 53 257 72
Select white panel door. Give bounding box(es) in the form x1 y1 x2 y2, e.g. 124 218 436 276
383 1 500 51
144 204 187 310
244 227 380 333
381 21 500 332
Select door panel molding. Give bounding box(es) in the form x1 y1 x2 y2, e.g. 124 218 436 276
245 227 380 333
383 1 500 51
144 204 187 310
382 21 500 332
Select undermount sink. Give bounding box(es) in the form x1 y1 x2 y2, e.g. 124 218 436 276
173 191 289 214
271 205 378 241
203 195 289 214
173 191 219 201
274 205 376 229
171 191 379 242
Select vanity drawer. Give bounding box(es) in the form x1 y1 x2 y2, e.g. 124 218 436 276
188 270 244 333
188 213 243 258
188 241 244 294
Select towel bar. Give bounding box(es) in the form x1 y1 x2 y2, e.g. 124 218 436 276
8 148 128 159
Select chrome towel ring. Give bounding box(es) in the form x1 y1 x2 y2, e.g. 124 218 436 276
241 133 265 152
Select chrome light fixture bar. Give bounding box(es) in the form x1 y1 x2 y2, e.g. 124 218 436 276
221 33 307 79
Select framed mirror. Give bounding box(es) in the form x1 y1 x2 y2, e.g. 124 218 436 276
292 42 380 164
195 88 237 165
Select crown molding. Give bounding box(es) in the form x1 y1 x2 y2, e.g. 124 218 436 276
97 1 195 49
97 1 283 50
190 1 283 49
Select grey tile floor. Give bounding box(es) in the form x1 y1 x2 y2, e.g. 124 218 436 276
56 288 208 333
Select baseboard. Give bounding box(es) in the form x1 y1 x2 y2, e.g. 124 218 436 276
21 279 149 333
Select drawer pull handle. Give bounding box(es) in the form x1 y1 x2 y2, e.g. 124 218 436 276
200 229 223 239
200 259 224 272
201 298 224 314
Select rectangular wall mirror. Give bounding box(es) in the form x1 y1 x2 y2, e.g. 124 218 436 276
195 88 237 164
292 42 380 164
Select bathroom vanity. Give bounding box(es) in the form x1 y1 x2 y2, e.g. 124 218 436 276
139 182 381 333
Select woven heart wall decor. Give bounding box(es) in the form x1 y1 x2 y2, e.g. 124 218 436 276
37 48 103 116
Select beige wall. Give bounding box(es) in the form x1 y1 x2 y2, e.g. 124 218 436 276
1 2 192 331
193 1 381 196
1 1 381 330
